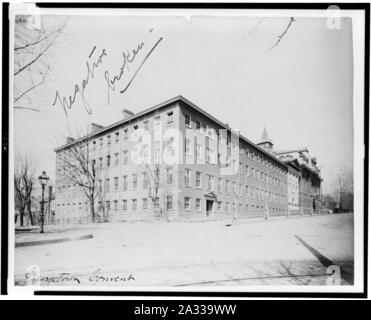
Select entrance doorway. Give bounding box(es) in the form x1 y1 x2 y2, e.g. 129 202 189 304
206 200 214 216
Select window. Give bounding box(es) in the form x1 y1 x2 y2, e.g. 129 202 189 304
122 150 128 165
142 172 148 189
105 178 110 192
196 144 202 159
196 198 201 211
106 201 110 211
167 167 173 184
196 171 202 188
132 174 137 188
207 175 214 191
154 116 161 129
225 180 230 193
115 132 119 143
132 199 137 210
167 111 173 124
226 155 231 167
154 198 160 209
184 168 191 186
166 195 173 210
92 140 96 151
143 120 149 131
106 155 111 167
166 137 175 156
210 127 216 140
114 153 119 166
185 114 191 127
107 135 111 147
232 181 236 194
154 141 161 161
98 179 102 192
218 153 222 166
196 119 201 132
114 177 118 192
123 175 128 191
218 201 222 211
185 139 191 155
206 148 215 164
114 200 118 210
143 198 148 209
218 178 222 193
123 128 128 140
122 199 127 210
99 157 103 169
99 138 103 148
184 197 190 210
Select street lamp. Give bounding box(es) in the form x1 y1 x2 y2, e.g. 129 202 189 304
38 171 49 233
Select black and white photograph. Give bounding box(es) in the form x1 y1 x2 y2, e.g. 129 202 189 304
3 2 367 297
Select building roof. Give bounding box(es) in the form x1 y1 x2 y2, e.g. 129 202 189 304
274 147 309 155
55 95 288 168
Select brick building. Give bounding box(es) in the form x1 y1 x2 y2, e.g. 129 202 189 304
55 96 316 221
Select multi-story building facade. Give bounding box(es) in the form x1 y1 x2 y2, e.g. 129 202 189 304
55 96 314 221
286 164 301 211
275 148 322 211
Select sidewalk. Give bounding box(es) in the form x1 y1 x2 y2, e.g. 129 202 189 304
15 229 94 248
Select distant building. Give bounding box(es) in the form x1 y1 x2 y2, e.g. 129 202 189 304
275 148 322 211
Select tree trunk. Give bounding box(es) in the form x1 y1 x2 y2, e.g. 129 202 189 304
90 197 95 223
19 207 25 227
27 200 34 225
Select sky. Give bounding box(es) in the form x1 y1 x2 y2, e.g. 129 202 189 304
13 12 354 194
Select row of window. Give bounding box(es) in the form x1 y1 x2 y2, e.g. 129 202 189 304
99 196 173 211
57 197 285 212
183 197 285 213
97 170 173 193
184 170 287 203
56 197 171 211
90 113 175 151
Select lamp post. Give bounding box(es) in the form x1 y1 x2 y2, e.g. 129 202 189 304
38 171 49 233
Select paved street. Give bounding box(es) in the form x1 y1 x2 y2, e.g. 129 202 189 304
14 213 353 287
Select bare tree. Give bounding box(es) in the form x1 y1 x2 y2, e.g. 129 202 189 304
331 166 354 211
142 163 172 221
96 167 110 222
14 15 67 112
14 154 36 226
57 133 98 222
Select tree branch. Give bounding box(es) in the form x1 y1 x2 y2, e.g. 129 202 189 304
14 37 56 76
14 72 47 103
14 24 65 51
266 17 295 52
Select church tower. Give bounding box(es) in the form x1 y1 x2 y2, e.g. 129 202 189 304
257 127 274 153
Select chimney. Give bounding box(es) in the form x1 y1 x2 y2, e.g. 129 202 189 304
91 123 105 133
122 109 134 119
66 137 75 144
